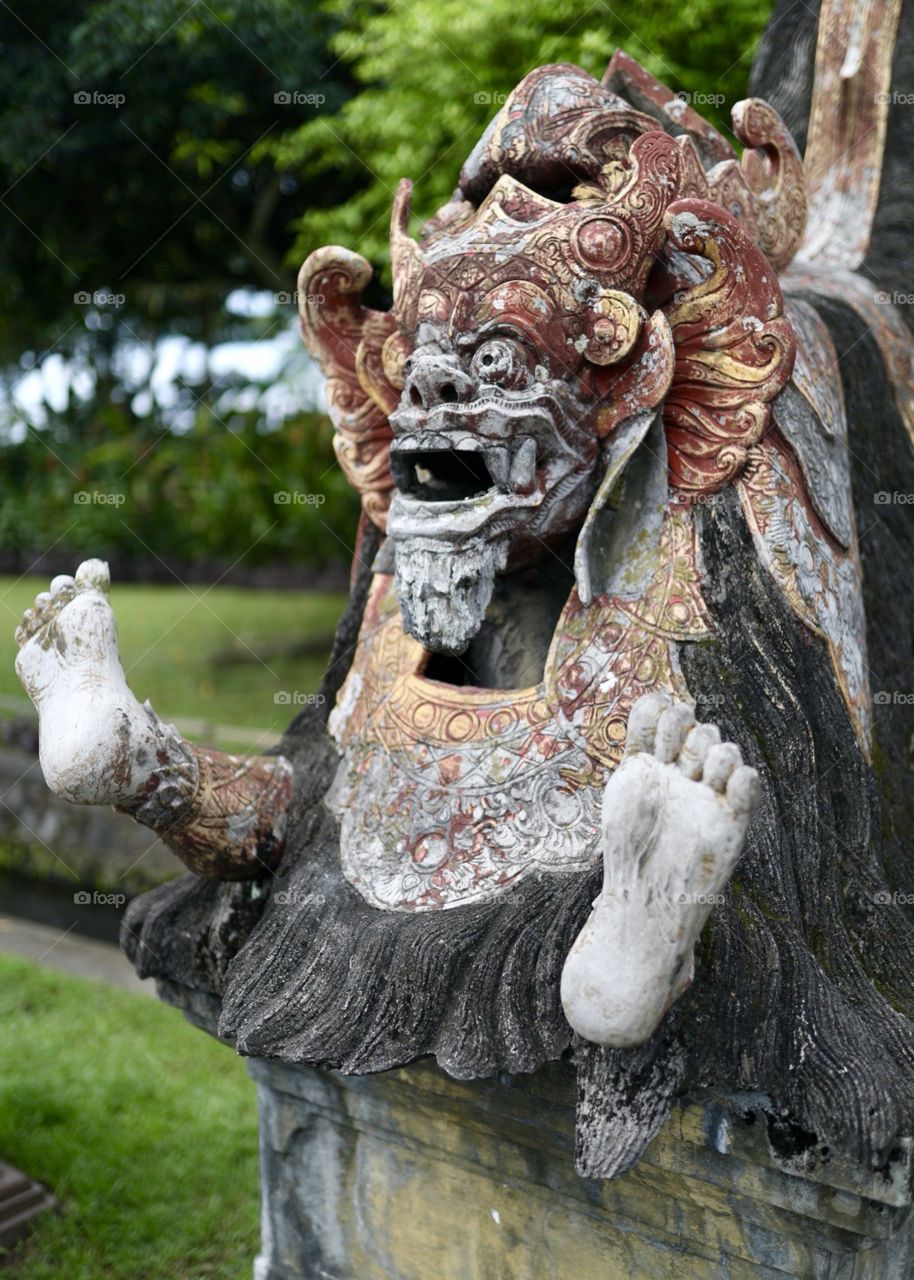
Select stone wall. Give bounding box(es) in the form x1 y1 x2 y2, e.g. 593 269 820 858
0 738 182 943
159 981 914 1280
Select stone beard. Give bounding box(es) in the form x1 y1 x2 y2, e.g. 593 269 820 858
392 532 509 654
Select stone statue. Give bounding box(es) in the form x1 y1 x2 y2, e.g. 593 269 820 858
15 0 914 1183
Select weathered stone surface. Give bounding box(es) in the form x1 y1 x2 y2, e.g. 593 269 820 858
154 976 914 1279
248 1060 914 1280
0 745 182 895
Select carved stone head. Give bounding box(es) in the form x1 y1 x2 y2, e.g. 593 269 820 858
384 132 687 651
299 60 802 655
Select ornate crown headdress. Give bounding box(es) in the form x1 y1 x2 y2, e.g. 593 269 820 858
300 55 805 527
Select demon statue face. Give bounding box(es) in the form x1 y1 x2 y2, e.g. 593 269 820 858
387 307 599 653
384 135 676 652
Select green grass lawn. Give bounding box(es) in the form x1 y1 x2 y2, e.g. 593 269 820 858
0 576 348 750
0 955 260 1279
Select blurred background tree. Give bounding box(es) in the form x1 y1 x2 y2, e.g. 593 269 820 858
0 0 352 360
0 0 773 577
278 0 773 277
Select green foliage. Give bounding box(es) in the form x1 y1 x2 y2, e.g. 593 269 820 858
0 403 359 570
0 0 364 572
278 0 775 276
0 954 259 1278
0 0 353 363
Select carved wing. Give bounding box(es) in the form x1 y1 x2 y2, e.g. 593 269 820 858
298 247 404 531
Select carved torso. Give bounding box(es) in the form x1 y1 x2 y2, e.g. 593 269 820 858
328 506 711 909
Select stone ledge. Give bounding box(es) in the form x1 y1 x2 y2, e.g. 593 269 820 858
0 1163 56 1247
156 975 914 1279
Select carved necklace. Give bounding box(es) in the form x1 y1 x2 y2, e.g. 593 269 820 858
327 504 711 911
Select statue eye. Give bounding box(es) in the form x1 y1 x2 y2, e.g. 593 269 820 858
471 338 530 389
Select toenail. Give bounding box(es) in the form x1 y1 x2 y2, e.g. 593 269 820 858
679 723 721 779
727 765 761 815
703 743 742 791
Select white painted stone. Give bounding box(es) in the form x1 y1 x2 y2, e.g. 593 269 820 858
15 560 177 808
560 692 760 1048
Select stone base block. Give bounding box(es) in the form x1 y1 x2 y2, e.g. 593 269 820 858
248 1056 914 1280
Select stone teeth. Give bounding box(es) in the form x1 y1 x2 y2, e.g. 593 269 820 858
510 438 537 492
482 446 509 488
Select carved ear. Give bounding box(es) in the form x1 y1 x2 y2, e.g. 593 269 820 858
298 246 404 531
588 309 675 436
574 410 668 605
576 312 674 605
579 290 643 366
660 199 796 494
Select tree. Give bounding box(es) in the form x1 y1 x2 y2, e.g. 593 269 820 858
0 0 353 369
276 0 775 280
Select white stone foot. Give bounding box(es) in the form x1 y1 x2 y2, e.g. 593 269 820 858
14 560 174 807
560 693 760 1048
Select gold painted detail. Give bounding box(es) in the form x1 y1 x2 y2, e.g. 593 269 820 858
326 506 711 911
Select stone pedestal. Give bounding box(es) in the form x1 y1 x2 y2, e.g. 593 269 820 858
159 979 914 1280
249 1059 914 1280
0 1163 56 1246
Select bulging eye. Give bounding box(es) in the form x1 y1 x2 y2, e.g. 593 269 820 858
471 338 530 389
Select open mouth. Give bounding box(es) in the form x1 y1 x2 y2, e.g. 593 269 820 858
390 449 498 503
389 438 538 506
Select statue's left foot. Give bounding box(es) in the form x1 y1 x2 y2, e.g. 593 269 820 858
560 694 760 1047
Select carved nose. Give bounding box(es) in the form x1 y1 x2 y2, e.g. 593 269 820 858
403 356 474 410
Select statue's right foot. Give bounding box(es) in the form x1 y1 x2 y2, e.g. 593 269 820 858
15 560 166 807
560 693 760 1047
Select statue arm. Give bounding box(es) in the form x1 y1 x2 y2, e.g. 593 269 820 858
113 722 293 879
